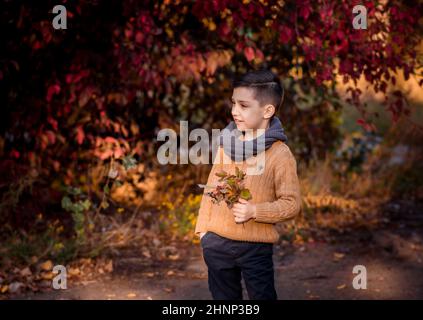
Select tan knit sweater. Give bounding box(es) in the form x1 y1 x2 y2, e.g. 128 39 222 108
195 140 302 244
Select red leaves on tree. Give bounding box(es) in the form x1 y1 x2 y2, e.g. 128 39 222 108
356 119 376 132
299 2 312 20
279 26 293 44
76 126 85 145
243 47 255 62
3 0 421 191
65 70 90 84
46 84 61 102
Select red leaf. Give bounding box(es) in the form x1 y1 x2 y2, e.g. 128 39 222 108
33 41 42 50
235 42 244 53
46 84 61 102
255 48 264 61
279 26 293 44
299 5 312 20
45 130 56 145
135 31 144 43
124 29 133 39
356 118 375 132
244 47 255 62
47 116 58 131
10 149 20 159
76 126 85 145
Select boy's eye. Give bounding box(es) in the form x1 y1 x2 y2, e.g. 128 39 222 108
229 99 247 109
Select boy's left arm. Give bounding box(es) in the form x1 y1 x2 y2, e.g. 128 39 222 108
253 150 302 224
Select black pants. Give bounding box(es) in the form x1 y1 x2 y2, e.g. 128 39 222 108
201 231 277 300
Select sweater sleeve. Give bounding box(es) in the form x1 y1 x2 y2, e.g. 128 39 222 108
254 149 302 224
194 147 221 238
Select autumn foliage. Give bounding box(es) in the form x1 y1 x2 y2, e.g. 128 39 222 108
0 1 421 242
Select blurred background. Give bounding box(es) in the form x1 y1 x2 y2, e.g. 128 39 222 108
0 0 422 299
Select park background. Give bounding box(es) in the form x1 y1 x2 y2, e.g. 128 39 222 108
0 0 422 299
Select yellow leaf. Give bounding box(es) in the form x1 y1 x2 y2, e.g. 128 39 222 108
40 260 53 271
333 252 345 261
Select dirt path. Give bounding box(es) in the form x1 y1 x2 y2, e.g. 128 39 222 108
11 200 423 300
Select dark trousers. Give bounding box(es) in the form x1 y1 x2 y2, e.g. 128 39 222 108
201 231 277 300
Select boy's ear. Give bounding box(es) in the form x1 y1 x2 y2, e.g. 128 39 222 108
263 104 276 119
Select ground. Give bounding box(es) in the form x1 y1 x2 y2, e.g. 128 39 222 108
9 200 423 300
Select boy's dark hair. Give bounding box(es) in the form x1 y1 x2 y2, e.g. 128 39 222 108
232 69 284 118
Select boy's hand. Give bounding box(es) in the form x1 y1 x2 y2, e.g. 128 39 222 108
231 198 256 224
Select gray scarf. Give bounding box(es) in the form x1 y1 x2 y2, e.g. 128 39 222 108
218 116 288 161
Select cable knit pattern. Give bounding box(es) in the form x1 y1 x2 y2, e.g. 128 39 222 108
194 140 302 243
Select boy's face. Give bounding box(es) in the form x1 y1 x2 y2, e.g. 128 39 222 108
230 87 274 131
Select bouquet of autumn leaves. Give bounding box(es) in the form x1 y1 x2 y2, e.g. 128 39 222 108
198 167 252 226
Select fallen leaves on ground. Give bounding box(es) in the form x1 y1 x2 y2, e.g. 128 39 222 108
0 258 114 297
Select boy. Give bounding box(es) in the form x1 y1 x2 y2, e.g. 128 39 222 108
195 69 302 300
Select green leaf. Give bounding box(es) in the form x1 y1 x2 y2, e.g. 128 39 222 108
122 155 137 170
81 199 91 210
215 170 227 178
61 196 73 211
103 185 110 194
66 186 81 196
240 189 252 200
226 178 236 188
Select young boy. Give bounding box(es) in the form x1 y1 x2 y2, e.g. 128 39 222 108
195 69 302 300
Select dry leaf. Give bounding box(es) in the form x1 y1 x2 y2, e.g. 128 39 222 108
337 284 347 290
68 267 80 277
20 267 32 277
40 260 53 271
104 260 113 273
9 282 25 294
142 250 151 258
143 272 155 278
333 252 345 261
